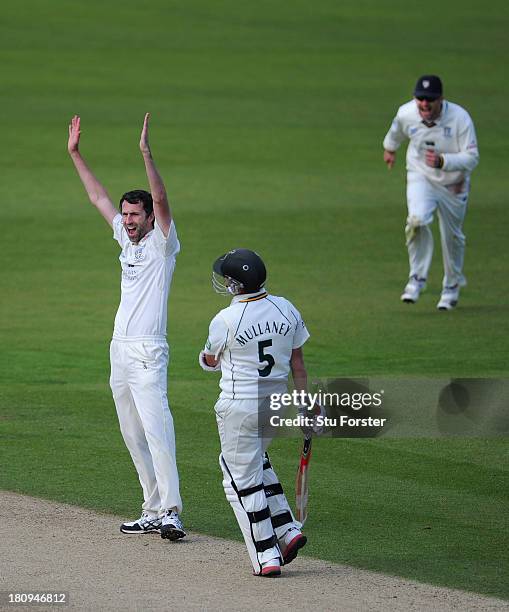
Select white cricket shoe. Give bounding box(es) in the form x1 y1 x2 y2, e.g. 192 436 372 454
120 511 162 534
160 509 186 541
259 558 281 577
401 276 427 303
437 284 460 310
281 527 307 564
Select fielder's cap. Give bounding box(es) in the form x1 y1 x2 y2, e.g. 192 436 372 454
213 248 267 292
414 75 443 99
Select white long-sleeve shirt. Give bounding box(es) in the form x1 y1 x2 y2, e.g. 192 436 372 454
383 99 479 187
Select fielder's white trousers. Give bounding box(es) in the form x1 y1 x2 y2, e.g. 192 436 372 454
215 398 301 574
406 171 469 288
110 338 182 515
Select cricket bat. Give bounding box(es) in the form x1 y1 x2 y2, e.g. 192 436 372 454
295 435 312 525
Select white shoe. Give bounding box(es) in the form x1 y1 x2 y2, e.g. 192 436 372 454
259 558 281 577
401 276 426 303
281 527 307 564
160 509 186 540
437 285 460 310
120 512 162 534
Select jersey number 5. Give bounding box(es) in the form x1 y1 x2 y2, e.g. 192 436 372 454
258 340 275 377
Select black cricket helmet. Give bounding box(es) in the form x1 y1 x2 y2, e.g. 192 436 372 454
212 248 267 295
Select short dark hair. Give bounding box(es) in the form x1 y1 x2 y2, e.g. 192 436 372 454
119 190 153 215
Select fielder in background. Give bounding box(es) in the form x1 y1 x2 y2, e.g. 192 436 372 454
383 75 479 310
199 249 313 577
68 114 185 540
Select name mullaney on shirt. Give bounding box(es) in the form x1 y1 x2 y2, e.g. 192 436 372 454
235 320 293 346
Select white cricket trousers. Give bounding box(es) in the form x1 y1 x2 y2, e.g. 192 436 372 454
406 171 469 288
215 398 301 574
110 338 182 515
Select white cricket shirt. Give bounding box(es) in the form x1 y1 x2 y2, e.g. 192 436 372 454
383 99 479 187
112 214 180 340
204 290 310 399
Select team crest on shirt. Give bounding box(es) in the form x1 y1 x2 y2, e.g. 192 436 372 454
134 247 145 261
409 126 418 135
443 126 452 138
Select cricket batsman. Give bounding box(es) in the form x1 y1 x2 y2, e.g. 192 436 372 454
199 249 313 577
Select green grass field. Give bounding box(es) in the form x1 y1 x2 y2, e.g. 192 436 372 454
1 0 508 600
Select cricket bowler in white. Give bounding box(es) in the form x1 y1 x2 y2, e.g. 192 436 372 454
199 248 315 577
383 75 479 310
68 114 185 540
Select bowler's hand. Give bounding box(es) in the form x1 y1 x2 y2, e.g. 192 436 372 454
140 113 151 156
425 150 444 168
68 115 81 154
383 150 396 169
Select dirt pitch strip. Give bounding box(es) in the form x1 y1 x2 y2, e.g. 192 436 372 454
0 491 507 612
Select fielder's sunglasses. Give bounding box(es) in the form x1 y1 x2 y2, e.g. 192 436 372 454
416 95 439 102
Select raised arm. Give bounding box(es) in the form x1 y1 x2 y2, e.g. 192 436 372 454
139 113 172 237
67 115 118 227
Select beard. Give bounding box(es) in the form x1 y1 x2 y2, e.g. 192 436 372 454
125 223 150 244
